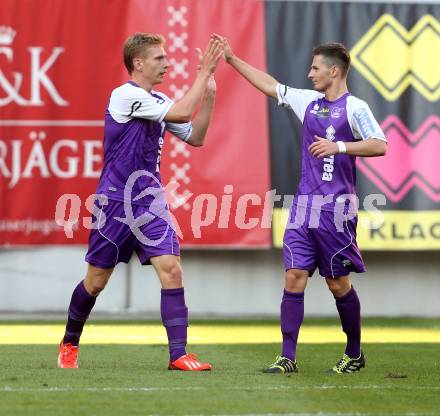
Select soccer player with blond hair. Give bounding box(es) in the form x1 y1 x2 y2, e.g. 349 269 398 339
58 33 222 371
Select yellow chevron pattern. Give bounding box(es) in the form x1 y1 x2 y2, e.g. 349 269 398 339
350 14 440 101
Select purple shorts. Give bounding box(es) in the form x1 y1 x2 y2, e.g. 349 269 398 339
283 204 366 278
85 199 179 269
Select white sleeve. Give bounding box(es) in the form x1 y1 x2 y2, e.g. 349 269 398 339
166 121 193 142
347 96 386 142
108 84 172 123
276 83 323 123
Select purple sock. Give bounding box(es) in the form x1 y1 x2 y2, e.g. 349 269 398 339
63 280 96 346
335 286 361 358
281 289 304 361
161 287 188 362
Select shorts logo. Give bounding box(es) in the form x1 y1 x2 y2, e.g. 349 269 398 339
342 259 352 267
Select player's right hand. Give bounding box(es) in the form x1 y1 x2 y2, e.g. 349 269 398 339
211 33 234 63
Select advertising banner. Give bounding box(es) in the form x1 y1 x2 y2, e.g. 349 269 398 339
266 1 440 250
0 0 271 247
1 0 438 250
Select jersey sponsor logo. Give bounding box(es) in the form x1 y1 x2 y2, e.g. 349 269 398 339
310 104 330 118
155 122 166 172
350 14 440 102
316 106 330 118
322 156 334 182
322 125 336 182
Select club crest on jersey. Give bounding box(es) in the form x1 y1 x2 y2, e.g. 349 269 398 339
331 107 344 118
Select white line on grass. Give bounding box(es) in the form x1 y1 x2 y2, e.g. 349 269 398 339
183 414 440 416
185 414 440 416
1 385 439 393
0 386 203 392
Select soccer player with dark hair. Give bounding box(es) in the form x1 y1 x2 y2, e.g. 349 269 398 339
58 33 222 370
214 34 387 374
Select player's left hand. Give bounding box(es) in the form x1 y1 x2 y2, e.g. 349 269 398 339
309 135 339 158
197 39 222 75
196 48 216 94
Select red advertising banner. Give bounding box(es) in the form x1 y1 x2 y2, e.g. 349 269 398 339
0 0 271 247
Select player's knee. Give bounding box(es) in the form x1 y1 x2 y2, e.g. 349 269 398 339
326 278 348 297
160 262 183 289
85 276 108 296
84 267 112 296
285 269 308 292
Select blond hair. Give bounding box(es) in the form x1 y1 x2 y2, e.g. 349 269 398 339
123 33 165 73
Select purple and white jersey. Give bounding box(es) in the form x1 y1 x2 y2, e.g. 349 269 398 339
276 84 386 213
95 81 192 205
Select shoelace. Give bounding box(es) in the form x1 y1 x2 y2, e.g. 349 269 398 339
62 345 77 364
335 354 351 371
270 356 288 367
180 353 208 368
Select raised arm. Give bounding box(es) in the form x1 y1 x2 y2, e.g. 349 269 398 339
212 33 279 99
186 76 216 147
164 39 222 123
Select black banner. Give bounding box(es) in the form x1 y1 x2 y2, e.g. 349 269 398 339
265 1 440 249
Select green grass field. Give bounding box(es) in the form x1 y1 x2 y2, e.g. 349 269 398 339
0 318 439 416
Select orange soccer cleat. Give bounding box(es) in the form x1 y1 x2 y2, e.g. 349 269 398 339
57 341 79 368
168 353 212 371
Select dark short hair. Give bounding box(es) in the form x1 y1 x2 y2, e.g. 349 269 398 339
123 33 165 74
313 43 351 76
